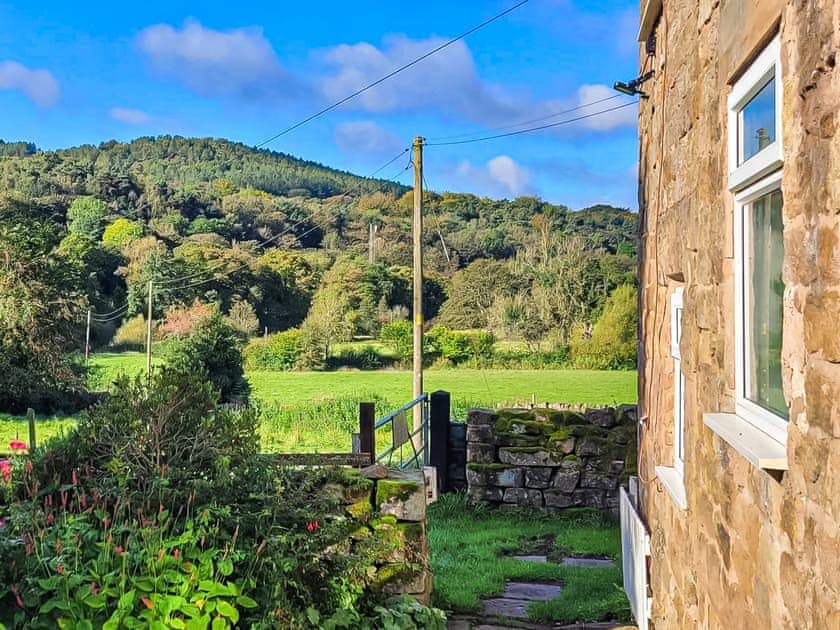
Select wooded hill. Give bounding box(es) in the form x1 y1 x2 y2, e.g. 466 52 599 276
0 135 637 376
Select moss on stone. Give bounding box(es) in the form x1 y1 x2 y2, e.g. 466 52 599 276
375 478 420 505
347 498 373 521
548 426 571 442
466 462 513 472
373 562 413 587
371 514 398 529
563 454 581 462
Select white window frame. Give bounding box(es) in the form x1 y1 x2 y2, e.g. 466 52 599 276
733 170 787 445
670 287 685 476
727 34 782 192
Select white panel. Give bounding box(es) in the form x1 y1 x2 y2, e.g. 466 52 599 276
620 482 651 630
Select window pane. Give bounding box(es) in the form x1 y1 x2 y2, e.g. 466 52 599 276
746 189 787 419
739 76 776 164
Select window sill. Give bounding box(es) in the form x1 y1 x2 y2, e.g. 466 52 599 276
702 413 788 471
654 466 687 510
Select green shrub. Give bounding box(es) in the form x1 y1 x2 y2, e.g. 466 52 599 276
101 217 143 250
164 310 250 403
570 284 637 370
244 328 302 370
427 327 496 366
329 344 389 370
379 320 413 366
111 314 148 350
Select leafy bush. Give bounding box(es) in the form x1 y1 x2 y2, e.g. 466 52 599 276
379 320 412 366
570 284 637 370
101 217 143 250
112 314 148 351
328 344 389 370
243 329 302 371
225 298 260 338
427 327 496 366
0 370 445 628
164 311 250 403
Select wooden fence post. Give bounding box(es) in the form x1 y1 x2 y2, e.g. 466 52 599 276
27 408 36 450
429 390 450 492
359 402 375 466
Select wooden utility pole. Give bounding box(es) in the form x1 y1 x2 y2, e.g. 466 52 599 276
368 223 378 264
146 280 153 384
84 308 91 365
412 136 424 448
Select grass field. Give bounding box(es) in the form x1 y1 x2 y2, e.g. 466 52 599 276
4 353 636 454
428 494 630 623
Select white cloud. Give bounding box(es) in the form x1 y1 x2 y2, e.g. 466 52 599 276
318 36 635 134
109 107 152 125
455 155 534 198
334 121 404 155
575 84 638 130
137 19 293 100
0 61 59 107
320 36 520 124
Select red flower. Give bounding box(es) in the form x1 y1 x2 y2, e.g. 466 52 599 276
8 440 27 451
90 581 99 595
306 520 319 532
114 545 124 554
56 563 64 574
11 586 23 608
173 549 181 559
0 460 11 483
141 596 154 609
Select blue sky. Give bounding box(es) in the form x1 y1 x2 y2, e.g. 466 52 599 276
0 0 640 209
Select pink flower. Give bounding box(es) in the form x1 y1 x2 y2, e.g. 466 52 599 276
173 549 181 559
56 563 64 575
0 460 11 483
306 520 319 533
114 545 124 554
11 586 23 608
8 441 27 451
90 582 99 595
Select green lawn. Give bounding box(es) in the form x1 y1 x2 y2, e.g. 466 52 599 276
428 494 631 623
1 353 635 455
89 352 636 408
0 413 76 451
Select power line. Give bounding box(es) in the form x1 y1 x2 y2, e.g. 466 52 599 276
425 100 639 146
253 0 529 148
426 93 626 142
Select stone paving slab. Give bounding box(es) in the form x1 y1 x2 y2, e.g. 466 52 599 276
482 598 530 618
503 581 562 600
448 615 635 629
512 554 549 563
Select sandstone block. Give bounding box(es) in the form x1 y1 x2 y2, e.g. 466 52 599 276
467 408 495 425
467 485 503 504
376 471 426 522
585 407 617 428
503 487 544 508
552 470 580 493
498 448 563 466
466 424 494 443
580 472 618 490
467 443 495 464
524 467 553 489
544 490 574 508
572 488 606 509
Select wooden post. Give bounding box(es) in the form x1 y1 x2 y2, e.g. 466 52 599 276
412 136 424 449
429 391 450 492
146 280 153 385
27 408 36 450
359 402 375 466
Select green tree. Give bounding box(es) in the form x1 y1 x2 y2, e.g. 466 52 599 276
570 284 638 369
299 286 354 367
67 196 109 239
379 319 413 366
102 217 143 250
0 196 87 412
437 259 518 329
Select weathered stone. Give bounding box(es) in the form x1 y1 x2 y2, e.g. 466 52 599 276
560 556 617 568
610 459 625 474
359 463 388 479
615 404 637 425
552 470 580 493
467 408 495 425
498 448 563 466
571 488 606 509
502 488 543 508
585 407 617 429
482 598 528 618
503 581 562 600
467 465 523 488
544 490 575 508
556 437 576 454
467 485 503 504
466 424 494 443
376 471 426 522
524 467 553 489
467 443 495 464
512 554 548 563
576 438 606 457
580 472 618 490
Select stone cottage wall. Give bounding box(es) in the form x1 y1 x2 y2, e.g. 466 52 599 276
637 1 840 628
464 406 637 511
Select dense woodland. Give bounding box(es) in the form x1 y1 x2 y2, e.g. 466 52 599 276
0 136 637 412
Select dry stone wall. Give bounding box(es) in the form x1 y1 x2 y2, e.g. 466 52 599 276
464 406 637 511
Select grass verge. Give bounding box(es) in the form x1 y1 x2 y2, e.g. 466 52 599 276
427 493 631 624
